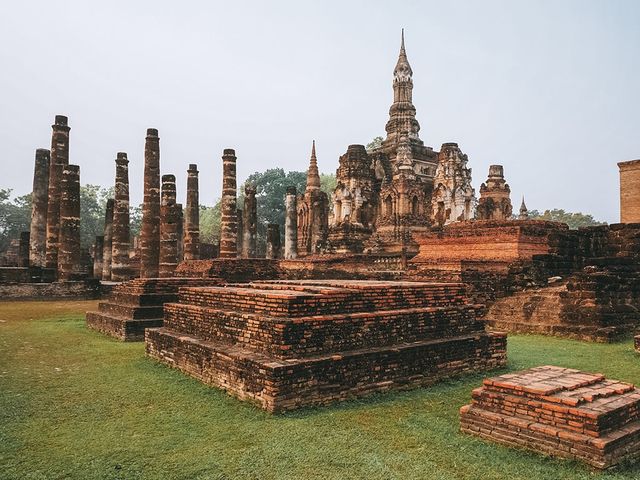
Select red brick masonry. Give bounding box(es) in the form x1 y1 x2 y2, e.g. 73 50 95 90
145 280 506 412
460 366 640 469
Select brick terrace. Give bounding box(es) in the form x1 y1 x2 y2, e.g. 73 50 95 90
460 366 640 469
146 279 506 412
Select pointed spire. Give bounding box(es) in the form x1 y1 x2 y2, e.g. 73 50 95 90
306 140 321 192
394 28 412 78
519 196 529 220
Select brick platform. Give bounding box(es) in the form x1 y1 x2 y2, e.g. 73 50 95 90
146 280 507 412
460 366 640 469
86 278 221 341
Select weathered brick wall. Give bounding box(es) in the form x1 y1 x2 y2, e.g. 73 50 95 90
0 279 100 300
619 159 640 223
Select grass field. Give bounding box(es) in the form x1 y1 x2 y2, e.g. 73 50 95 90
2 300 640 480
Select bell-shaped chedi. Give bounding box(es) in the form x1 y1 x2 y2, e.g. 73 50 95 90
476 165 513 221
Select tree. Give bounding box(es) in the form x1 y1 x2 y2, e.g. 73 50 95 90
79 185 114 249
199 201 221 244
0 189 31 252
528 209 606 229
320 173 336 197
366 136 384 151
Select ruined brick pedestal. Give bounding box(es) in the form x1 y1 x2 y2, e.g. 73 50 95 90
86 277 221 341
460 366 640 469
146 280 506 412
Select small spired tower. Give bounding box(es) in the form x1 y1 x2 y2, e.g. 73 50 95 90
476 165 513 220
431 143 476 226
297 141 329 256
518 197 529 220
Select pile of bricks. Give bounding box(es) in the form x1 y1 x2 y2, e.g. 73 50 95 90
146 279 506 412
460 366 640 469
86 277 221 341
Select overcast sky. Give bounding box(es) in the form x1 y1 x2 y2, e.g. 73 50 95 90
1 0 638 222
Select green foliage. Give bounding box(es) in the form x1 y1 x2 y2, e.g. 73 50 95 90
199 201 221 244
0 189 32 252
366 136 384 151
241 168 307 253
528 209 606 229
79 185 113 248
320 173 336 197
2 300 639 479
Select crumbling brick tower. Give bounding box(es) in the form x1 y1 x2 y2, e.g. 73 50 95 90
140 128 161 278
111 153 132 282
29 148 50 268
431 143 476 226
284 186 298 259
476 165 513 221
297 141 329 255
159 175 179 277
183 164 200 260
45 115 70 273
219 149 238 259
57 164 81 281
241 184 257 258
619 159 640 223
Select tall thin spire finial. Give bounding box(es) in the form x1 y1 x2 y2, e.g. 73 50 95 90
401 28 405 53
306 140 320 191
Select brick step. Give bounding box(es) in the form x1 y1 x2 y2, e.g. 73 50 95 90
111 277 221 295
146 327 506 413
108 292 179 307
97 301 164 320
162 302 486 359
460 405 640 469
86 311 163 342
484 319 633 342
177 281 469 317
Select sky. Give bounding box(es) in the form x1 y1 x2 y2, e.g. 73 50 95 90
0 0 638 223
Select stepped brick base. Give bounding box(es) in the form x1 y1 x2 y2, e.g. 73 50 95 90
460 366 640 469
146 280 507 412
86 278 221 341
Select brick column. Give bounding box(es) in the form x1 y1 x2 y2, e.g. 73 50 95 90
236 209 244 256
219 149 237 258
140 128 161 278
183 164 200 260
266 223 281 259
111 153 131 282
159 175 179 277
177 203 184 263
58 164 81 281
619 160 640 223
93 235 104 279
242 184 257 258
18 232 30 268
29 148 50 268
102 198 114 280
45 115 70 271
284 186 298 259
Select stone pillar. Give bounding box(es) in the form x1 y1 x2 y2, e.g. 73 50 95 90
18 232 30 268
242 184 257 258
183 164 200 260
93 236 104 279
266 223 281 259
159 175 179 277
29 148 50 268
111 153 131 282
102 198 114 280
45 115 70 271
177 203 184 263
236 209 244 256
284 186 298 259
619 160 640 223
219 149 237 258
58 164 81 281
139 128 161 278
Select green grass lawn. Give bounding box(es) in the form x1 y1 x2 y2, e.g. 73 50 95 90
2 300 640 480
